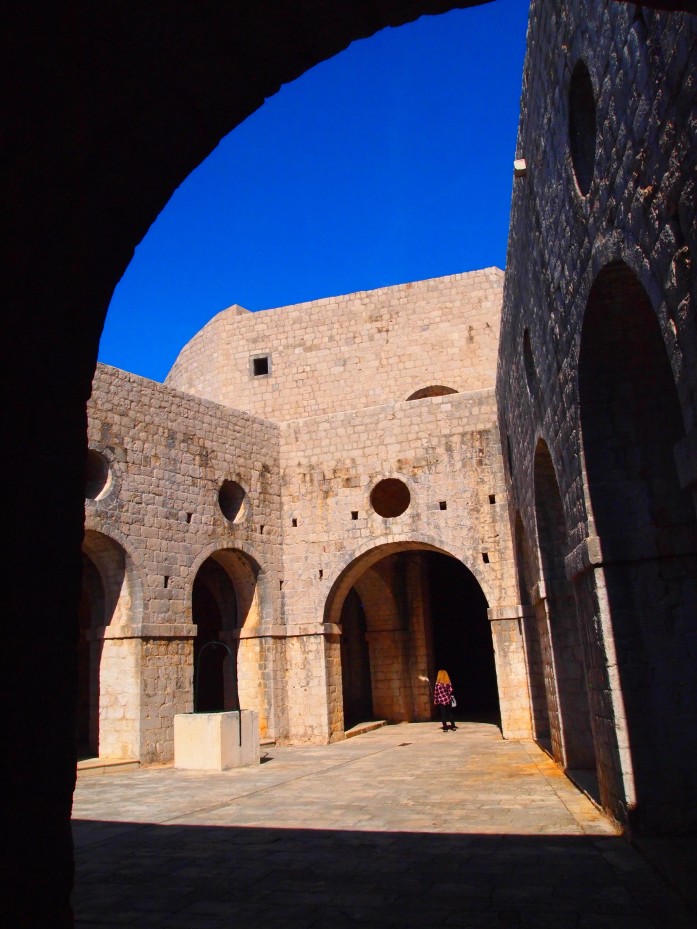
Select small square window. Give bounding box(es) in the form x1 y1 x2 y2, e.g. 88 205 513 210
252 355 270 377
439 501 447 511
351 511 358 520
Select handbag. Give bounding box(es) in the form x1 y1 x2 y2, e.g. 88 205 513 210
450 695 457 707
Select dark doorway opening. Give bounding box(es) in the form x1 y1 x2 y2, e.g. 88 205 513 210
428 553 500 725
336 546 499 730
579 261 697 833
192 558 239 713
340 589 374 729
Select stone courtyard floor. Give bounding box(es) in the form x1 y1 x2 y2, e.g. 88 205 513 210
72 722 695 928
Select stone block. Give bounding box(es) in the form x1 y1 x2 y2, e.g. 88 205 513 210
174 711 259 770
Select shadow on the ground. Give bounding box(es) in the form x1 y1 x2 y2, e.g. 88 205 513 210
71 820 695 929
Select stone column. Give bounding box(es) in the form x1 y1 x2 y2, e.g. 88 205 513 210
138 623 196 763
487 606 533 739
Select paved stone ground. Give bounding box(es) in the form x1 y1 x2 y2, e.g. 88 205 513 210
71 722 694 928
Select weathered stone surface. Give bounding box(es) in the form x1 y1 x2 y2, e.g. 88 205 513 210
85 269 529 758
497 0 697 832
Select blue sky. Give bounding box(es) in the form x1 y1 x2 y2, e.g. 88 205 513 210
99 0 530 383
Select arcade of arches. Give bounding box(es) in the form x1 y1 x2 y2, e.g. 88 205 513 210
5 2 697 924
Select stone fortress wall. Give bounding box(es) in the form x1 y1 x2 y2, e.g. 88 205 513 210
166 268 503 418
83 0 697 837
85 367 283 760
497 0 697 832
85 269 530 760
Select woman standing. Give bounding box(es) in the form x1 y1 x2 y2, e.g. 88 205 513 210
433 669 457 731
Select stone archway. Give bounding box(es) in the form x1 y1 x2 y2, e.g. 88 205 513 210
191 548 271 733
578 261 697 833
327 543 499 733
80 530 143 760
533 441 596 775
4 4 494 921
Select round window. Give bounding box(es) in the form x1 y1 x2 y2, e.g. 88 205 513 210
218 480 248 522
370 479 411 518
85 449 111 500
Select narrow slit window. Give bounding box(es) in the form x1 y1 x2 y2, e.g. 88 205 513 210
482 552 490 564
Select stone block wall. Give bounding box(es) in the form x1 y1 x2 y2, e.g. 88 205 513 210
166 269 504 421
86 365 282 760
85 266 534 755
497 0 697 830
280 390 514 620
280 388 528 739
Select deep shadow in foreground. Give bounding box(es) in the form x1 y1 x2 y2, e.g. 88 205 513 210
72 821 695 929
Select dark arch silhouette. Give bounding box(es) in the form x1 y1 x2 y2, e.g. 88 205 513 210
406 385 459 400
6 5 486 921
534 440 596 773
578 261 697 833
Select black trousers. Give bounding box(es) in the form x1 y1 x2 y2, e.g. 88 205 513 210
438 703 455 729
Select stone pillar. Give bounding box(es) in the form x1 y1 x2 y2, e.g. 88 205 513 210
487 606 533 739
530 582 564 764
324 626 344 740
284 624 334 743
96 631 141 760
405 553 434 720
233 625 291 743
139 624 196 763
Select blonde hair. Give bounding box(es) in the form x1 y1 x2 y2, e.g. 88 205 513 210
436 669 451 685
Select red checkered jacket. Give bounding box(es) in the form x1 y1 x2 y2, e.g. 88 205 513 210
433 682 453 706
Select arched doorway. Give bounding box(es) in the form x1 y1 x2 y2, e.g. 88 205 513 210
534 441 596 774
192 558 238 713
328 543 499 731
191 549 267 729
6 4 493 920
429 553 499 724
578 261 697 833
79 531 142 760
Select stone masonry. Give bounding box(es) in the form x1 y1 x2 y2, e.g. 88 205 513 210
497 0 697 833
85 268 533 762
81 1 697 845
